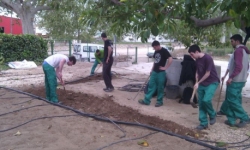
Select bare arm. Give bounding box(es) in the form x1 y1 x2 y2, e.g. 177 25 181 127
159 57 173 71
107 46 113 61
56 59 66 84
196 71 199 83
198 71 211 84
194 71 210 89
165 57 172 69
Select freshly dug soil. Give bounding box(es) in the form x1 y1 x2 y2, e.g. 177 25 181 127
24 87 204 138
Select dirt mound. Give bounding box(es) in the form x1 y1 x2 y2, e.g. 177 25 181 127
24 87 204 138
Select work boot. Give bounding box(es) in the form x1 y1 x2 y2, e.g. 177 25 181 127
196 125 208 130
104 88 114 92
210 117 216 125
217 111 225 116
236 121 247 128
155 103 163 107
138 99 149 105
224 120 235 127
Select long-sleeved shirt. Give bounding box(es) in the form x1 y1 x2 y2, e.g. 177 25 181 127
229 45 250 82
95 50 104 63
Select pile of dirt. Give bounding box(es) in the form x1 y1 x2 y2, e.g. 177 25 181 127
24 87 204 138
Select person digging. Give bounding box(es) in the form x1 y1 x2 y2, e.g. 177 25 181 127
42 54 76 104
188 44 220 130
217 34 250 127
90 49 104 75
138 40 172 107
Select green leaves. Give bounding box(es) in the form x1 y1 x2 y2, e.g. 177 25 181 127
0 34 48 62
151 24 159 36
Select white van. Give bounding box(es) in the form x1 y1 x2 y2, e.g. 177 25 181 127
73 43 104 62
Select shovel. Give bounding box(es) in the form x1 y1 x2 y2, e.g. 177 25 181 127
132 75 151 101
216 81 224 112
95 64 102 73
190 87 198 108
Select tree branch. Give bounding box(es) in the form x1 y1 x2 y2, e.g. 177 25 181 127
0 0 20 13
111 0 123 5
190 16 233 27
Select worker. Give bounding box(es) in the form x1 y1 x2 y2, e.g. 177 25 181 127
101 32 114 92
188 44 220 130
138 40 172 107
220 34 250 128
90 49 104 75
42 54 76 103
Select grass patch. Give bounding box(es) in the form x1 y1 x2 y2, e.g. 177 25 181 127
0 64 9 71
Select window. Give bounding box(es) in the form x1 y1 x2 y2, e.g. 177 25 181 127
83 46 98 52
90 46 98 52
0 27 4 33
83 46 88 52
73 45 80 52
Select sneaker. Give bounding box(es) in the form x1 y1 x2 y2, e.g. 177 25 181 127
217 111 225 116
224 120 235 127
190 102 198 108
236 121 247 128
196 125 208 130
155 103 163 107
104 88 114 92
138 99 149 105
209 117 216 125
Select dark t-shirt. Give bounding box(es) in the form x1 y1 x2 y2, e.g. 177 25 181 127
196 54 220 86
153 47 171 72
104 39 113 61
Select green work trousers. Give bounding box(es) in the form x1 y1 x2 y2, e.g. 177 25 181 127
42 62 58 103
143 71 166 105
91 59 103 74
198 82 218 126
224 82 249 125
219 83 243 114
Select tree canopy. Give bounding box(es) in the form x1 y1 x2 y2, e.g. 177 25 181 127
80 0 250 45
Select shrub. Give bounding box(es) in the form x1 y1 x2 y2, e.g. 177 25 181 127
0 34 48 62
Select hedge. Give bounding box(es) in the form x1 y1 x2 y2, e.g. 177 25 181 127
0 34 48 63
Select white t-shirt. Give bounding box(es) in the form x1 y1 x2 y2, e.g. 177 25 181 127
44 54 69 68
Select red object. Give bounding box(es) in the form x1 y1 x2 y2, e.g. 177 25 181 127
0 15 23 35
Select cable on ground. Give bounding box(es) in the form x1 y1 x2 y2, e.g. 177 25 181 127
0 86 226 150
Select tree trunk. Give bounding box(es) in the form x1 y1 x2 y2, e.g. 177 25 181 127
19 9 35 35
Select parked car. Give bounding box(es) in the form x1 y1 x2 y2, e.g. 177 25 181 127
146 46 173 58
73 43 104 62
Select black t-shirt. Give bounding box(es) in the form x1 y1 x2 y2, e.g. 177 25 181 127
153 47 171 72
104 39 113 61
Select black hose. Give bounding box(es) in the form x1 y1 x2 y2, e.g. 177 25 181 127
199 137 250 145
97 131 159 150
0 86 226 150
0 115 78 132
